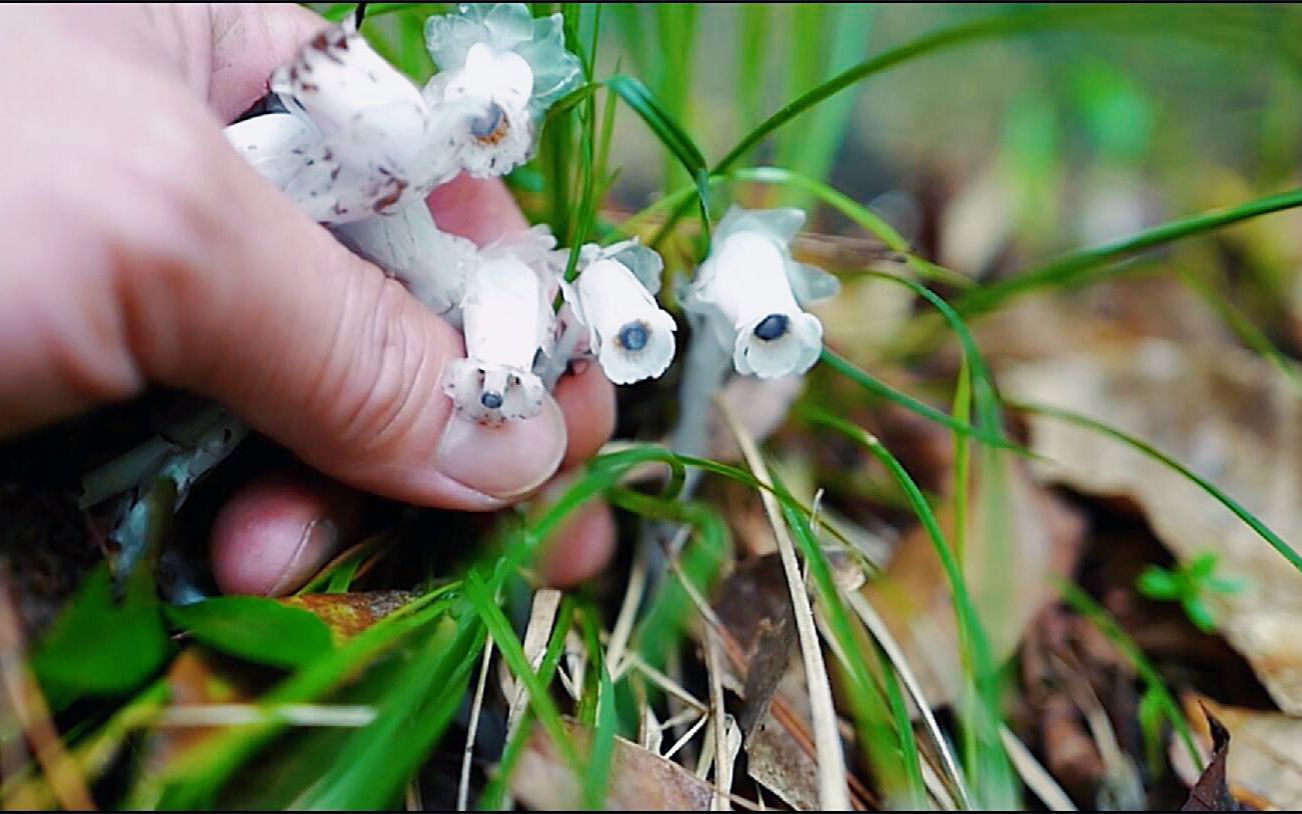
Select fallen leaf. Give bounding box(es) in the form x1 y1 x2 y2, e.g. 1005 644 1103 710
1002 338 1302 713
864 457 1085 703
1181 704 1238 811
512 717 716 810
1174 693 1302 811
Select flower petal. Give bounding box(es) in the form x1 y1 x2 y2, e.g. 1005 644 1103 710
733 311 823 379
597 308 677 385
442 359 545 425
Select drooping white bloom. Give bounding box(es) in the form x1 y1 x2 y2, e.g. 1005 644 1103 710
683 206 840 379
424 3 582 178
562 242 676 385
441 226 560 424
331 204 479 321
244 20 471 223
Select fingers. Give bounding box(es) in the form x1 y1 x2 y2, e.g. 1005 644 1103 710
538 495 617 586
209 471 361 596
553 365 618 471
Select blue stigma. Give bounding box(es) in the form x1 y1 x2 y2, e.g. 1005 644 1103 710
470 103 504 139
480 391 504 409
753 314 789 341
618 322 649 351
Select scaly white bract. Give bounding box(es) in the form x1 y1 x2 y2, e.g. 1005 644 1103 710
424 3 582 178
684 206 839 379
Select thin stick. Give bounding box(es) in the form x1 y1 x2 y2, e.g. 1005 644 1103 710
605 541 649 676
998 725 1077 812
704 632 731 811
717 396 850 810
458 637 495 811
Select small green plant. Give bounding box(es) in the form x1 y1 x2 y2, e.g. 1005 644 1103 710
1135 552 1247 633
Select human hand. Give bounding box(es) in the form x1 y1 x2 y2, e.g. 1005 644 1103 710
0 4 615 592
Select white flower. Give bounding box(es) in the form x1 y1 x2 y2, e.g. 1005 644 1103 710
441 231 558 425
424 3 582 178
562 243 676 385
330 204 479 320
236 20 471 224
684 207 840 379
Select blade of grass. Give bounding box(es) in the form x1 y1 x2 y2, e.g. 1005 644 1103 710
804 408 1013 804
955 185 1302 317
606 74 712 242
1011 401 1302 576
463 573 578 773
475 592 573 810
819 349 1019 453
1056 581 1201 770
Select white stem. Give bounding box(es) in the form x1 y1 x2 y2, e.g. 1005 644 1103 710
670 315 733 498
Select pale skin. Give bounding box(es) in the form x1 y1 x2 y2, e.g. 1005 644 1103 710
0 3 616 593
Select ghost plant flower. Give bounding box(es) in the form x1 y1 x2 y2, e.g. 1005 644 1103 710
227 19 471 224
683 206 839 379
441 227 560 425
562 241 676 385
424 3 583 178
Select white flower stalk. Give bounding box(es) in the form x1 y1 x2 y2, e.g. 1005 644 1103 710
562 243 675 385
424 3 582 178
684 206 839 379
442 230 559 425
331 204 479 321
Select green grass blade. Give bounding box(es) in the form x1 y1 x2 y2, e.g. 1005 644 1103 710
819 349 1019 452
463 573 579 772
956 186 1302 316
1012 401 1302 576
1057 581 1201 770
606 74 712 239
476 595 573 810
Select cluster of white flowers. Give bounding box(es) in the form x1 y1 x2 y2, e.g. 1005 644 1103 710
226 4 840 427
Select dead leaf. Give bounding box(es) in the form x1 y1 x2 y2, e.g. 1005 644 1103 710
1180 704 1239 811
865 457 1085 703
281 590 415 642
1174 693 1302 810
746 709 821 811
511 717 716 810
712 555 796 736
1002 339 1302 713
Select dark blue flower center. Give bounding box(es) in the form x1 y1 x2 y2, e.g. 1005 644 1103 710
470 103 505 140
480 391 504 409
618 321 649 351
753 313 789 341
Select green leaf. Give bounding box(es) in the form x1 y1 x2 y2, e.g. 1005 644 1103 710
1182 596 1218 634
1135 566 1181 601
31 564 170 708
164 596 333 670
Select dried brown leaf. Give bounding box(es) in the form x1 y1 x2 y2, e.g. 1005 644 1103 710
1003 339 1302 713
511 718 716 811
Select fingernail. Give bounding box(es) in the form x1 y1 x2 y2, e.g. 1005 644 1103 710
433 394 567 500
265 517 338 597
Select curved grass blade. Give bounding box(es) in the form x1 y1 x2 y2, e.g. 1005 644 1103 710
1012 401 1302 576
820 349 1021 453
956 186 1302 317
606 74 712 239
651 5 1138 246
803 407 1015 803
1057 581 1201 770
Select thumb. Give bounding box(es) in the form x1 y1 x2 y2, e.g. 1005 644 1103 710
130 127 566 509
